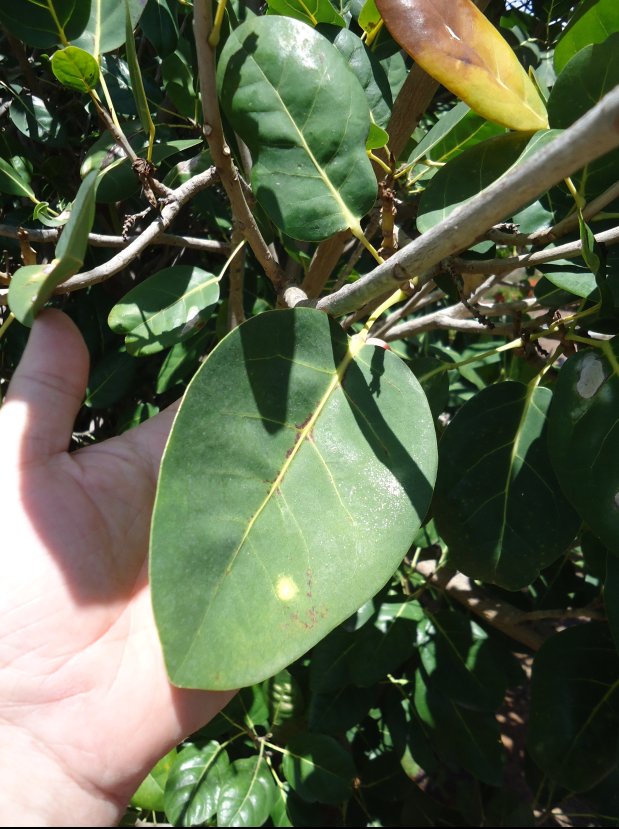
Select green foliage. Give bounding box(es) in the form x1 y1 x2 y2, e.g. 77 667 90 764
2 0 619 825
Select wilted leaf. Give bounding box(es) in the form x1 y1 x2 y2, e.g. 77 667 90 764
375 0 548 131
217 16 377 241
151 308 437 689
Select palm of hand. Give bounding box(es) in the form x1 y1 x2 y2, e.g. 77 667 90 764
0 311 232 814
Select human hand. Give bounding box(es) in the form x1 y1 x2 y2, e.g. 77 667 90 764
0 310 234 827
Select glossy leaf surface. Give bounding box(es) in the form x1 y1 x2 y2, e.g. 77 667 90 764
375 0 548 131
217 756 277 828
282 733 355 804
0 157 36 201
267 0 345 27
548 341 619 554
164 742 229 826
217 16 376 241
71 0 147 55
151 308 437 689
554 0 619 72
433 381 580 590
51 46 99 93
527 623 619 791
108 265 219 355
0 0 89 47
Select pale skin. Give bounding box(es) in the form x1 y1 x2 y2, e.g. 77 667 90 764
0 310 234 827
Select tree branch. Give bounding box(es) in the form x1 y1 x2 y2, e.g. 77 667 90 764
317 85 619 318
0 224 228 254
415 559 545 651
193 0 284 289
54 168 219 294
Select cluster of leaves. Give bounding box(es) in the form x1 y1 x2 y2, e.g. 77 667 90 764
1 0 619 825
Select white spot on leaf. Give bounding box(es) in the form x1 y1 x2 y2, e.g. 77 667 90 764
276 575 298 602
576 352 606 399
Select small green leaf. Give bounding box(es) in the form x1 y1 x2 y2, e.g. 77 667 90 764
85 350 138 409
150 308 437 689
548 341 619 554
164 742 229 826
218 756 277 828
0 157 37 201
51 46 100 93
282 733 355 805
10 91 66 146
217 16 377 241
366 121 389 150
433 381 580 589
108 265 219 356
527 623 619 792
131 748 176 812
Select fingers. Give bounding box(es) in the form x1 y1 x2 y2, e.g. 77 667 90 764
2 310 89 463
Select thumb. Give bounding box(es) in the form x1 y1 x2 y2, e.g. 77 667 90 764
2 309 90 464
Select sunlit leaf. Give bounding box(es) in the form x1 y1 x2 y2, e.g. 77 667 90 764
0 157 37 201
51 46 100 93
375 0 548 131
131 748 176 812
151 308 437 689
218 756 277 827
164 742 229 826
71 0 147 56
267 0 346 28
554 0 619 73
217 16 377 241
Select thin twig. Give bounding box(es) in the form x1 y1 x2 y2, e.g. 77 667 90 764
453 223 619 275
227 224 246 330
56 168 219 293
0 224 228 254
317 85 619 317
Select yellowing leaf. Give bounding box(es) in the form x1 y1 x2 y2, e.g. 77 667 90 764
375 0 548 131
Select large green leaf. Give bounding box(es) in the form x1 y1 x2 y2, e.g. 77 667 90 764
10 91 66 146
548 341 619 555
418 610 519 711
282 733 355 804
9 170 99 326
416 130 559 232
71 0 147 55
548 33 619 202
0 0 89 47
554 0 619 73
433 381 580 590
527 623 619 792
164 742 229 826
108 265 219 356
322 26 393 129
151 308 437 689
140 0 178 57
217 16 377 241
413 672 504 786
217 756 277 827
